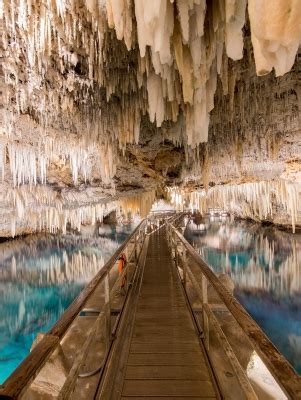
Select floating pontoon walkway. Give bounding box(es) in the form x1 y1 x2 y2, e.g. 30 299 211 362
1 216 301 400
103 228 219 399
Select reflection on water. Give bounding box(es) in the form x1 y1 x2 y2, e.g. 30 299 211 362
0 223 136 383
185 217 301 374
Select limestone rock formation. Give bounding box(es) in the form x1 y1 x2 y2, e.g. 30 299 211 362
0 0 301 236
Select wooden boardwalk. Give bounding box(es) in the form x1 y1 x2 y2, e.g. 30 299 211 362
1 218 300 399
116 228 219 399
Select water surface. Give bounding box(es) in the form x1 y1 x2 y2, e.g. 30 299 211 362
185 217 301 374
0 223 136 383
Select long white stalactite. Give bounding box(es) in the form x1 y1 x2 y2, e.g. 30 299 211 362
2 0 301 155
1 1 301 237
169 180 301 232
0 122 117 187
1 186 155 237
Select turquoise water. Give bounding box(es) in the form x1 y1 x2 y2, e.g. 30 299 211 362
0 223 135 383
185 217 301 374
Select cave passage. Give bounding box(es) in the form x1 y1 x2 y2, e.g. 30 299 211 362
1 1 301 398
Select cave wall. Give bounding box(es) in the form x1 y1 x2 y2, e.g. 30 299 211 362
0 1 301 236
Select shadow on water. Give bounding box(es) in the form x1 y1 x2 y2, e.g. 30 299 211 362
0 222 137 383
185 216 301 375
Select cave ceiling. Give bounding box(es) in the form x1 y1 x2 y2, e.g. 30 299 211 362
0 0 301 235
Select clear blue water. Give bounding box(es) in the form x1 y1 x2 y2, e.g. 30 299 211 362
185 217 301 374
0 223 136 383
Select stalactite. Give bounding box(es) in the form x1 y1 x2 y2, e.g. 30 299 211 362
1 1 301 237
0 129 118 187
3 0 301 164
183 180 300 233
119 190 156 219
2 0 299 165
225 0 246 61
202 145 210 192
248 0 301 76
0 138 6 182
2 185 155 237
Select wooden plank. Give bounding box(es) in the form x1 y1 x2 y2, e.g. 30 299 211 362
139 284 182 290
127 353 206 366
140 283 182 288
125 365 210 380
138 292 184 298
137 298 186 303
133 319 192 327
94 234 150 400
122 397 214 400
141 283 178 288
140 289 183 294
120 230 217 396
136 304 188 311
135 310 189 318
133 314 191 322
132 325 196 336
137 300 186 306
138 297 185 302
130 342 200 354
122 379 216 397
131 332 199 344
107 228 219 400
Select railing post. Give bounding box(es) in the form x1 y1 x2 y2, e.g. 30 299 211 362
202 274 209 351
123 244 129 293
182 248 187 287
170 226 173 245
124 244 129 262
167 224 171 245
124 260 129 293
134 232 138 263
202 274 208 303
104 274 112 346
174 241 179 268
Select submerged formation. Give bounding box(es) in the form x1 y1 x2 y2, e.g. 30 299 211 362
0 0 301 236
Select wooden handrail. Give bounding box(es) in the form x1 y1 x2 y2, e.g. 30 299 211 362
50 221 146 338
0 219 147 399
169 224 301 400
146 213 183 236
149 210 177 215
